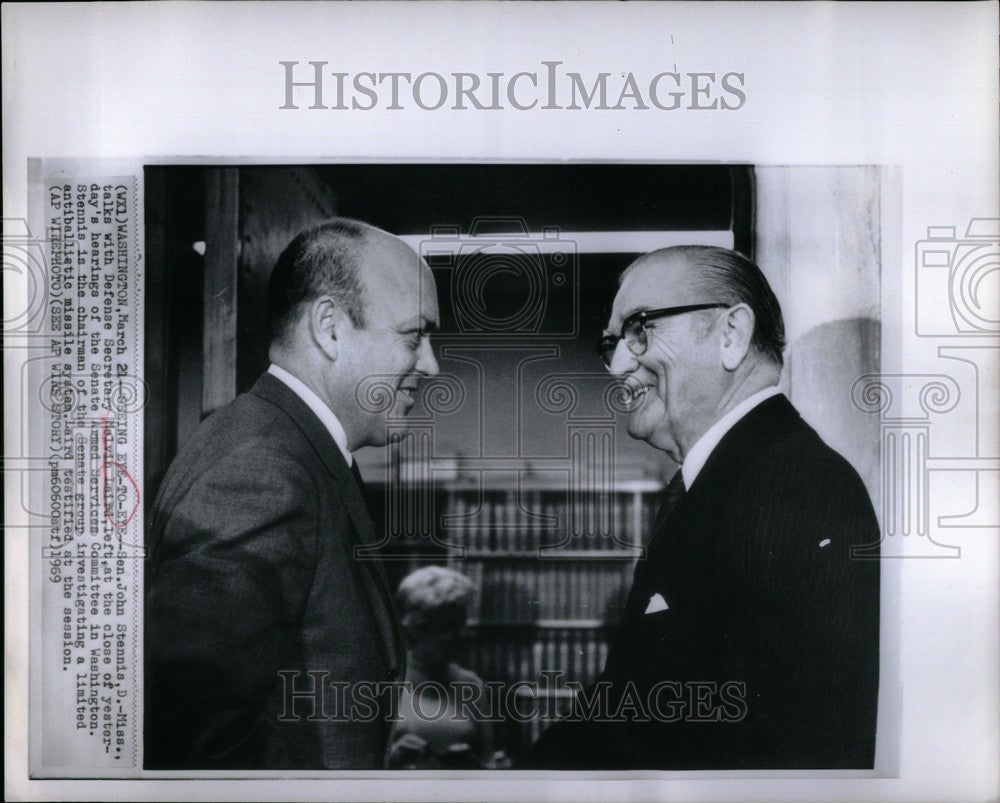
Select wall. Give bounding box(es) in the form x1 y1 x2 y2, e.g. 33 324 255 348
755 166 882 503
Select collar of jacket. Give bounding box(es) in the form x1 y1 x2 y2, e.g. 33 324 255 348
249 371 405 684
688 393 804 497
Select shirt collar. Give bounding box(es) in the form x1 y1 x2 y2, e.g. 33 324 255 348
267 364 353 466
680 386 783 489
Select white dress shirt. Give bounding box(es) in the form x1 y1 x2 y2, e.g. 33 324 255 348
680 386 783 489
267 364 353 466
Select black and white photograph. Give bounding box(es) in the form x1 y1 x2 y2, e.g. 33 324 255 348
3 3 997 802
141 163 882 771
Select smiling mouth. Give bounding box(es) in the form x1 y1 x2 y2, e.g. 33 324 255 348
622 381 653 411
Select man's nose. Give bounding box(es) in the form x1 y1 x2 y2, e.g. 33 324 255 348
608 339 636 377
416 337 440 378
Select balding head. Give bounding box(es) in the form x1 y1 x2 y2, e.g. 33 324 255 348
266 218 440 450
267 218 373 345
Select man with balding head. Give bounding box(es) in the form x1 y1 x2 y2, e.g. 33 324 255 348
523 245 879 770
145 220 440 769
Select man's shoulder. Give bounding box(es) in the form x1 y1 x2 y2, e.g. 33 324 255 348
153 386 321 507
691 399 879 573
729 396 857 471
765 410 865 485
190 380 316 455
701 395 872 508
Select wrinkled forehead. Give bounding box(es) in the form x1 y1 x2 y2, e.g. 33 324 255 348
608 255 697 329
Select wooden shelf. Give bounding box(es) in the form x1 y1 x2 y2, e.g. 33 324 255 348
457 550 641 560
512 686 579 699
468 619 611 630
370 479 664 493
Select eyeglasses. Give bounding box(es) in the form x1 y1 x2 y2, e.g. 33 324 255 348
595 303 728 367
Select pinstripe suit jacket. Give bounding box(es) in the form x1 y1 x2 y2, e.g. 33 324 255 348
144 373 404 769
523 395 880 769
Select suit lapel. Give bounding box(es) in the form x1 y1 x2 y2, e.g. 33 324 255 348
250 373 404 679
343 461 407 679
625 397 801 624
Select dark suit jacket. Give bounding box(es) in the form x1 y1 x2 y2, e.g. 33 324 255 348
522 395 880 770
144 373 404 769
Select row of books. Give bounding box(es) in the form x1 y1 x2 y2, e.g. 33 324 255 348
452 558 635 624
461 626 613 689
386 487 660 758
430 491 661 553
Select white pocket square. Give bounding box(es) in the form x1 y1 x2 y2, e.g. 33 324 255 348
644 593 669 614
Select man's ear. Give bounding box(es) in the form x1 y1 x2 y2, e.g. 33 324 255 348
308 295 349 361
719 303 755 371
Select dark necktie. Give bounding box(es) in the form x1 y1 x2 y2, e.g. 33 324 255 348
349 460 367 498
649 468 686 547
605 468 687 670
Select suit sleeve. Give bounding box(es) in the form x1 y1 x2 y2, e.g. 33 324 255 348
145 447 320 768
720 446 880 767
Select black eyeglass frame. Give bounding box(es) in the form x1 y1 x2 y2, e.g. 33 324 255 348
595 303 729 366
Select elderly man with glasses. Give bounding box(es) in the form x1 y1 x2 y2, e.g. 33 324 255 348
521 245 880 770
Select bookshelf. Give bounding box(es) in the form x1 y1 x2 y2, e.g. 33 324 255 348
372 476 665 759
